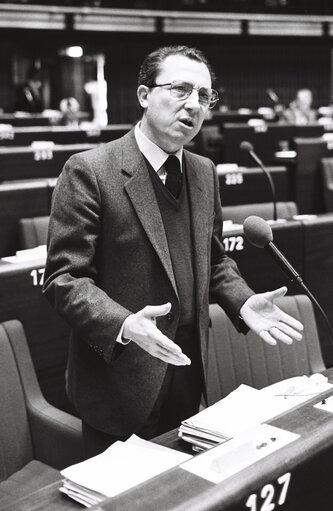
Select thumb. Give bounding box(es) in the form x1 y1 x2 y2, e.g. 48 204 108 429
264 286 288 301
142 302 172 319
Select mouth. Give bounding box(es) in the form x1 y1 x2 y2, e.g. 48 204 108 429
179 117 195 129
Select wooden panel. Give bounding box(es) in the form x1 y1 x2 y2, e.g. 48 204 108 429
293 137 333 214
301 213 333 366
222 123 323 166
0 124 132 146
217 165 290 205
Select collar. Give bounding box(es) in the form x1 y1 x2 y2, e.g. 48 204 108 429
134 122 183 174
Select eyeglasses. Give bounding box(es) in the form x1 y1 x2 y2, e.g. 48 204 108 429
150 80 219 109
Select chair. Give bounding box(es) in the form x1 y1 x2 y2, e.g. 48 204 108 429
223 201 298 224
0 320 83 507
19 215 49 249
206 295 325 406
321 157 333 212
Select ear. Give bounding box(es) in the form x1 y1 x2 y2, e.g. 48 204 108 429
137 85 150 109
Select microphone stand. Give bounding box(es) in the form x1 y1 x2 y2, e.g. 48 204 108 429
299 281 333 348
265 242 333 347
248 150 277 222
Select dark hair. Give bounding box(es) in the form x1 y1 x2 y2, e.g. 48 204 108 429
138 45 216 89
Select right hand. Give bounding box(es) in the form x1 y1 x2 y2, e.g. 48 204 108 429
123 302 191 366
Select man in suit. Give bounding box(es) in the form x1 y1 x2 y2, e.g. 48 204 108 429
43 45 303 457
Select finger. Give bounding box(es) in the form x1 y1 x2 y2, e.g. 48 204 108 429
142 302 171 319
279 311 304 332
264 286 288 301
158 344 191 365
268 326 293 345
259 330 277 346
155 332 183 354
276 321 303 341
155 348 191 366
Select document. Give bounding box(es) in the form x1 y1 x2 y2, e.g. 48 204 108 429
179 374 332 451
60 435 192 507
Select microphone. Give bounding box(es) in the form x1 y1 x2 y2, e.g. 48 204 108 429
266 88 280 105
240 140 277 221
243 215 333 346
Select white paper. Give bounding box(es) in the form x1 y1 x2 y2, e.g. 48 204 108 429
182 385 281 439
314 394 333 413
181 424 299 484
1 245 46 263
61 434 192 499
181 376 332 443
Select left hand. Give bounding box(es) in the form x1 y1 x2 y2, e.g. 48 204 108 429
240 286 304 346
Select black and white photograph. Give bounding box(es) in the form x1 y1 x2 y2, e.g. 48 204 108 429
1 1 333 510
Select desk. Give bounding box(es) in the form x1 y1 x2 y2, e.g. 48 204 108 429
96 366 333 511
217 165 290 206
0 143 96 182
0 124 131 146
293 137 333 214
5 367 333 511
222 219 304 297
222 123 323 167
222 215 333 366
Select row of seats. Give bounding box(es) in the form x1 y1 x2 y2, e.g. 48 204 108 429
0 293 326 506
17 201 299 255
0 164 297 258
1 214 333 415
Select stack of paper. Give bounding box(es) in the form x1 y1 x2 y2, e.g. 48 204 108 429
1 245 46 263
179 375 332 451
60 435 192 507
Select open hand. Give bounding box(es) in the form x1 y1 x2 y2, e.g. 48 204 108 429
123 302 191 365
240 287 304 346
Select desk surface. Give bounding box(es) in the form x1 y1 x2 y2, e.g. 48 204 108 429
5 367 333 511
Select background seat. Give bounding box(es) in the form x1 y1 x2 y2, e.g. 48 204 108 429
19 215 49 249
321 157 333 212
223 200 298 224
206 295 325 406
0 320 83 508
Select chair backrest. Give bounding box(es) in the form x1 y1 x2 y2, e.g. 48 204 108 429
206 295 325 406
0 322 33 481
223 201 298 224
19 215 49 249
321 157 333 212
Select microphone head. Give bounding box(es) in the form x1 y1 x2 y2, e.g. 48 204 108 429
243 215 273 248
240 140 254 153
266 88 279 103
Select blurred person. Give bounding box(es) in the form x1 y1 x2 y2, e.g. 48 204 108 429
281 88 317 125
14 65 44 113
59 97 80 126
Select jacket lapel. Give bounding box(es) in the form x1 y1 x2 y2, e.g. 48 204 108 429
184 150 211 305
121 131 178 297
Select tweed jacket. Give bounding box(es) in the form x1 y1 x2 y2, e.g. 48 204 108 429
43 129 254 436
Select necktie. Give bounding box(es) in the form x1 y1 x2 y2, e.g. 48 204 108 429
164 155 182 198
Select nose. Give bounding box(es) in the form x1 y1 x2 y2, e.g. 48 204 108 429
184 89 200 111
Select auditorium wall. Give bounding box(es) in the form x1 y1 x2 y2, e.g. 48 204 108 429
0 28 331 123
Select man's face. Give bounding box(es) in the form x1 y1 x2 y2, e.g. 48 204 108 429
296 90 312 111
138 54 212 153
